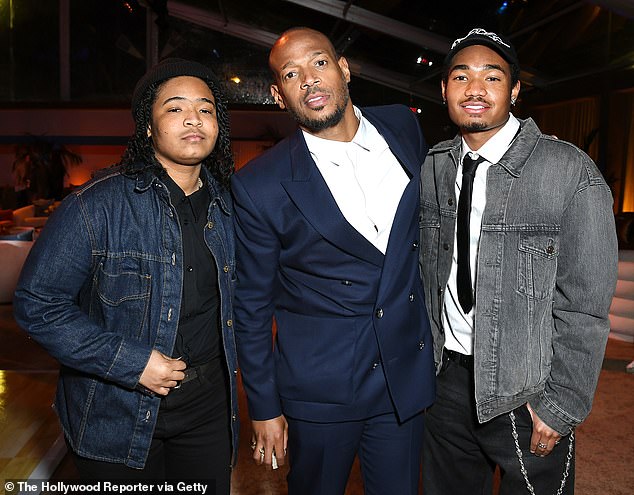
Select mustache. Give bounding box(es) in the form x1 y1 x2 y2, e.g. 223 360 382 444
305 86 329 96
461 96 491 105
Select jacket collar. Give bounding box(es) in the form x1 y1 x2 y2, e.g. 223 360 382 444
133 164 231 215
429 117 541 178
287 107 418 181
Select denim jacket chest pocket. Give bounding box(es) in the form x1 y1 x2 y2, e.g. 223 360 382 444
93 257 153 341
517 232 559 300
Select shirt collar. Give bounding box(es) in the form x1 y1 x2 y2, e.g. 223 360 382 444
461 113 520 164
302 106 389 166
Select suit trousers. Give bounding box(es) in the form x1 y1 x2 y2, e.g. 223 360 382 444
422 354 575 495
286 410 424 495
70 357 232 495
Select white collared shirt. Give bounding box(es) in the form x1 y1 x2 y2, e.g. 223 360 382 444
443 113 520 355
302 106 409 254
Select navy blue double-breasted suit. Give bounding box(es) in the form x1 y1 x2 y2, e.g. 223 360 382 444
232 104 435 492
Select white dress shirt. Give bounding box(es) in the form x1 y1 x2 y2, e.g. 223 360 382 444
302 106 409 254
443 114 520 355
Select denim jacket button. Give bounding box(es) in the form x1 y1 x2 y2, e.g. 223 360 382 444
207 221 214 229
145 410 151 421
226 319 233 327
409 293 415 302
448 198 454 206
546 245 555 254
443 243 450 251
418 341 425 350
375 308 384 318
223 265 229 273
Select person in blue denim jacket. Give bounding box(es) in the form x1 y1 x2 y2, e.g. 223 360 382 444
14 59 238 493
419 29 618 494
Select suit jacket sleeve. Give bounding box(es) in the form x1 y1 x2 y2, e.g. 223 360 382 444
232 171 283 420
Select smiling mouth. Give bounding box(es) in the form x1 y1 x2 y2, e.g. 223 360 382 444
461 100 490 114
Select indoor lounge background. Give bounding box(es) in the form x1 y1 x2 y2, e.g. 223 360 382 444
0 1 632 494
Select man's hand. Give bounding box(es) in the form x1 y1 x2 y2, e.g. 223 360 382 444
526 403 562 457
250 415 288 469
139 350 186 396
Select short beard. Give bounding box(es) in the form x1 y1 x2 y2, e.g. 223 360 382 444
462 121 487 132
289 77 350 133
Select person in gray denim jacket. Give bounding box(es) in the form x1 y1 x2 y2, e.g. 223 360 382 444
419 29 618 494
14 59 238 493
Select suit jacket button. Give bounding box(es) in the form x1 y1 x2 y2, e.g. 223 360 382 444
418 341 425 350
375 308 384 318
409 293 415 302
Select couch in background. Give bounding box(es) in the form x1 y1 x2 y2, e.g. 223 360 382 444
0 240 33 303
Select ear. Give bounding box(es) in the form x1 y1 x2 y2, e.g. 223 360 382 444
338 56 351 83
147 126 152 138
270 84 286 110
441 80 447 103
511 80 521 103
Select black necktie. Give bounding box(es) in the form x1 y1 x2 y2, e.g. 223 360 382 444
457 154 484 313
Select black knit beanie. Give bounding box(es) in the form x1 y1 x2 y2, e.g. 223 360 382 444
131 58 219 120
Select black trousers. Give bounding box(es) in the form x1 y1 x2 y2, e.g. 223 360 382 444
71 358 231 495
422 353 575 495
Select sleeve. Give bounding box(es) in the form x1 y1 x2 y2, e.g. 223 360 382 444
232 172 284 420
13 194 152 389
533 165 618 434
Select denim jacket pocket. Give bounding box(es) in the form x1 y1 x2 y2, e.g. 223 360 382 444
517 232 559 300
95 262 152 340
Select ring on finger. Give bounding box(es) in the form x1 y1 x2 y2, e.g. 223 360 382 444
537 442 547 449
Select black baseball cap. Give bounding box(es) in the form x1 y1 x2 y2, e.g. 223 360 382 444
444 28 519 68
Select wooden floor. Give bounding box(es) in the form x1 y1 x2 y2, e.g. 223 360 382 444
1 302 633 495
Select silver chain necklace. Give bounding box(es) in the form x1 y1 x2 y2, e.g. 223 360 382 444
509 411 574 495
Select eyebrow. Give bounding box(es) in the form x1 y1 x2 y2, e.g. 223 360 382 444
161 96 215 106
450 63 507 74
279 50 329 72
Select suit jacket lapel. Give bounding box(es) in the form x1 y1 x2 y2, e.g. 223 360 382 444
281 130 384 267
362 109 420 260
364 109 418 179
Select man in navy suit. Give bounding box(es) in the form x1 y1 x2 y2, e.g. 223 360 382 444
232 27 435 495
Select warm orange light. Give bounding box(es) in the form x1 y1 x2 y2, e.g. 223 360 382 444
230 77 241 84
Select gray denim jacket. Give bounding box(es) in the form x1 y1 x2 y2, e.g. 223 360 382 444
420 117 618 435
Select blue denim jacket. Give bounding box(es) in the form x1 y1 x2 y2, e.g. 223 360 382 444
420 118 618 435
14 166 239 468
